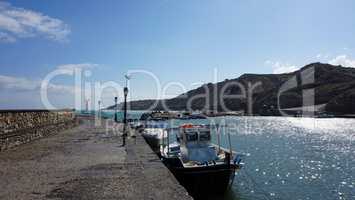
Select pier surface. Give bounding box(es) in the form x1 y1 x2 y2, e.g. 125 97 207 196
0 118 192 200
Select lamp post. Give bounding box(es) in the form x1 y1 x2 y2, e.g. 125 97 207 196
122 74 130 146
98 100 101 116
95 100 102 126
123 87 128 126
114 97 118 122
122 86 128 146
85 99 90 113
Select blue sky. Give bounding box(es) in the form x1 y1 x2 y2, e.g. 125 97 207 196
0 0 355 109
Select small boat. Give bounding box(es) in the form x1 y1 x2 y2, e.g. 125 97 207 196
142 128 167 153
179 114 207 120
177 112 207 120
140 111 178 121
160 124 243 198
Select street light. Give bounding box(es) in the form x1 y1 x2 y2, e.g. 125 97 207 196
98 100 101 117
122 75 130 146
123 87 128 126
114 97 118 122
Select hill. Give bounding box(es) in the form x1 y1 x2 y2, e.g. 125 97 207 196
107 63 355 115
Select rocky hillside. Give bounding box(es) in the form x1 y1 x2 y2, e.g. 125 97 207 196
108 63 355 115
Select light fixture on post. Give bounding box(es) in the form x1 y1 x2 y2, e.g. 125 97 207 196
114 97 118 122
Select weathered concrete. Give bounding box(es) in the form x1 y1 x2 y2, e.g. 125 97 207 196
0 109 77 151
0 118 192 200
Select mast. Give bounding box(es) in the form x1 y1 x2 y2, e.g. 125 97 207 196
227 131 233 159
167 129 170 155
217 125 221 153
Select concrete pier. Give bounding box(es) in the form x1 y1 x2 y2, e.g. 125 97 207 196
0 118 192 200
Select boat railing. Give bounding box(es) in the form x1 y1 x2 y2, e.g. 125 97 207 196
142 123 229 130
211 144 237 155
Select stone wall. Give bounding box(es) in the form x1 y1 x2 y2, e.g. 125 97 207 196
0 109 77 151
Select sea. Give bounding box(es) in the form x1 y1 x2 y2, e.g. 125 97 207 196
96 110 355 200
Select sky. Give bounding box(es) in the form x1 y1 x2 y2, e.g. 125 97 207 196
0 0 355 109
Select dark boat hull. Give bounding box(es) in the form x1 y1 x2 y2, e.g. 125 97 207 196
142 135 161 153
163 157 235 198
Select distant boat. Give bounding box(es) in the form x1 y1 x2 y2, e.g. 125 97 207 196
142 128 167 153
179 113 207 120
140 111 207 121
140 111 178 121
159 124 243 198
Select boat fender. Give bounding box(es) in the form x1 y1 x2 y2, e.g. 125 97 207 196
233 155 242 165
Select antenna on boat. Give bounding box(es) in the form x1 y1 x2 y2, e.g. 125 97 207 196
216 125 221 153
227 131 233 158
167 129 170 155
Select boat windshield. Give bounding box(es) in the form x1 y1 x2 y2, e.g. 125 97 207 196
199 131 211 141
170 146 180 152
186 132 198 141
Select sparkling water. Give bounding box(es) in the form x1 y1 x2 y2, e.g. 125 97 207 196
102 111 355 200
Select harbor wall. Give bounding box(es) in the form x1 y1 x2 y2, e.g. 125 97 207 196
0 109 77 151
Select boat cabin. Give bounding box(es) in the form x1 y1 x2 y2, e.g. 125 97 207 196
178 124 210 142
177 124 218 164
